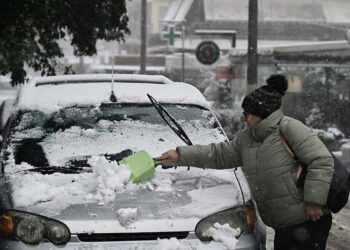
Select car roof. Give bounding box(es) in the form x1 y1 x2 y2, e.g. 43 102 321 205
16 74 209 113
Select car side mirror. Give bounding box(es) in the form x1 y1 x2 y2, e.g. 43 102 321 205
195 207 246 241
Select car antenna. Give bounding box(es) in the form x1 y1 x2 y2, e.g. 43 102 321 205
109 56 117 102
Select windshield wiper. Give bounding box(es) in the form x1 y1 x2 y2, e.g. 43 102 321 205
65 149 133 167
147 94 193 146
147 94 193 170
13 150 134 175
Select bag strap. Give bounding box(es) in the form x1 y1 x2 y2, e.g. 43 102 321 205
279 130 303 181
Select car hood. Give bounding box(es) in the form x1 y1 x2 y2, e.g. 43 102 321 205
9 169 246 234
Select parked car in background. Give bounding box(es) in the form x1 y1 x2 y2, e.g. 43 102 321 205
0 74 266 249
0 98 15 132
0 75 17 137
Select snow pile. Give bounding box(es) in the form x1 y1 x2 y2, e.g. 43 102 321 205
9 167 92 209
8 156 243 221
86 156 131 205
203 223 241 250
8 155 133 209
116 208 138 227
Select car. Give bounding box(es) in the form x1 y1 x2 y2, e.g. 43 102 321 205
0 74 266 249
0 98 15 132
0 98 15 146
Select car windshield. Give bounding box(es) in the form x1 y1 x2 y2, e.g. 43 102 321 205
4 103 247 217
7 104 225 171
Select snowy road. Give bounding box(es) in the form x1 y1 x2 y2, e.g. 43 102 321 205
327 201 350 250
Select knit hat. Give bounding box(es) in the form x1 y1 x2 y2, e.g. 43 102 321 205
241 74 288 119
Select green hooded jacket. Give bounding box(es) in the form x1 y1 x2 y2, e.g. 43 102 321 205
177 109 334 229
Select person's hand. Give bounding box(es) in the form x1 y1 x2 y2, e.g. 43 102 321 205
305 203 323 221
155 149 179 164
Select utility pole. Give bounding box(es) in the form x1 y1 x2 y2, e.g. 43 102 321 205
181 23 185 82
247 0 258 92
140 0 147 74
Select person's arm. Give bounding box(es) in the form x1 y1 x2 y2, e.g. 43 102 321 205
283 119 334 207
157 134 243 170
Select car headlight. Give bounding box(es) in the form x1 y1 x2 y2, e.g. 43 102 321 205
0 210 70 245
195 203 257 241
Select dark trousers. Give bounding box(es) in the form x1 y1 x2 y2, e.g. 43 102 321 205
274 213 332 250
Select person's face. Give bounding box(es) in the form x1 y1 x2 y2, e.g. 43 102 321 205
242 111 262 129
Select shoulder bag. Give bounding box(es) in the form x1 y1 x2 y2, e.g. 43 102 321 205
279 130 350 213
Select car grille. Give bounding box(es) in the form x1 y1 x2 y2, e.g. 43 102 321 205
77 232 189 242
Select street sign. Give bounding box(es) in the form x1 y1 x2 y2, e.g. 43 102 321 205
195 30 236 48
196 41 220 65
161 25 181 46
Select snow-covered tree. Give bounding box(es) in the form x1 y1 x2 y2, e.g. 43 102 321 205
305 106 326 130
202 68 245 139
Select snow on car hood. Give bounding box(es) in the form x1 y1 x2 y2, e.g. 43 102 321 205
4 106 250 233
6 157 247 233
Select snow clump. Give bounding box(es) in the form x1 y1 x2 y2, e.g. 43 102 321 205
155 237 193 250
86 156 131 205
203 223 241 250
116 208 138 227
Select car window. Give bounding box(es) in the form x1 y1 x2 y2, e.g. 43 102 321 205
6 104 226 170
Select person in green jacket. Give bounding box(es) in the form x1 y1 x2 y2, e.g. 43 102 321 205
156 74 334 250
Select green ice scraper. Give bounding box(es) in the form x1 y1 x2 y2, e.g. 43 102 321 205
118 150 161 182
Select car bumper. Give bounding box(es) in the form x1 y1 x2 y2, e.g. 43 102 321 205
0 231 264 250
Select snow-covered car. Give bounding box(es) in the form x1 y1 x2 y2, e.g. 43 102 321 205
0 98 15 146
0 98 15 132
0 74 266 249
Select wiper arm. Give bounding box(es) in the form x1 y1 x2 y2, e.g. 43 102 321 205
9 150 134 175
147 94 193 146
28 166 91 174
65 149 133 167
